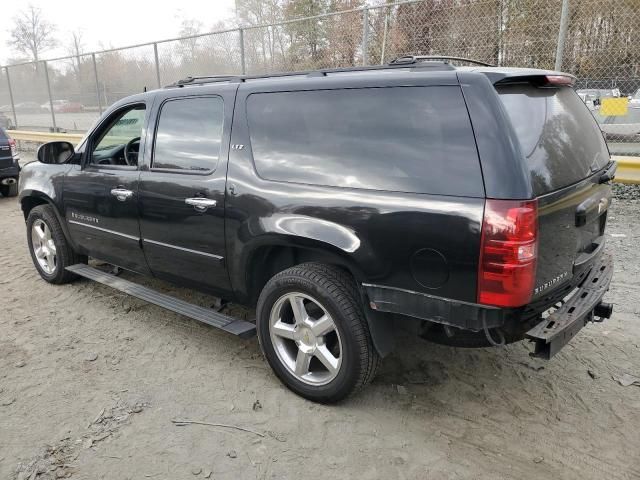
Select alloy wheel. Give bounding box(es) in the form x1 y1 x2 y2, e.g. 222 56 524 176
31 219 57 274
269 292 343 386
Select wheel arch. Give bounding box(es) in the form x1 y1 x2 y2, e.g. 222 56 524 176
243 241 364 304
242 241 395 357
20 191 78 251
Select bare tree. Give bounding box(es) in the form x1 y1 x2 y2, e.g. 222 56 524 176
8 5 57 63
178 18 204 62
68 31 84 58
67 30 85 77
236 0 286 71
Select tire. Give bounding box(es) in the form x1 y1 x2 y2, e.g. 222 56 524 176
0 180 18 197
256 263 379 403
26 204 86 284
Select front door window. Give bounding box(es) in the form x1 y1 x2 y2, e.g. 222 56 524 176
90 105 146 167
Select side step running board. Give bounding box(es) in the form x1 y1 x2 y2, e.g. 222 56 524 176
66 264 256 339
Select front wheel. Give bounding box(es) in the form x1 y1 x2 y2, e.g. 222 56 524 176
256 263 379 403
26 204 85 284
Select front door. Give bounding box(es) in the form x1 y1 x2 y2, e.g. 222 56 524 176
63 103 149 273
138 88 235 296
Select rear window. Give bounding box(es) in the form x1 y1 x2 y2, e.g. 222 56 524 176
246 86 483 196
497 85 609 195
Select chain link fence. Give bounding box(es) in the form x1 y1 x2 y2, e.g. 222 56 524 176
1 0 639 155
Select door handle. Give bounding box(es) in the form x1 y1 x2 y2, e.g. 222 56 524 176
111 188 134 202
185 197 217 212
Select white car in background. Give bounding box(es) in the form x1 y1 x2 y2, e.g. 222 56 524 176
630 89 640 108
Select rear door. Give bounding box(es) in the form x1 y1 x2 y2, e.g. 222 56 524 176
496 83 612 302
138 86 236 297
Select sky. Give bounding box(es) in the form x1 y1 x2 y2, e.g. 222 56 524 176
0 0 237 64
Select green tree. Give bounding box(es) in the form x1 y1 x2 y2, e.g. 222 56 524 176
283 0 329 66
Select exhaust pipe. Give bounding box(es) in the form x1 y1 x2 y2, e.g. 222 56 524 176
1 177 17 186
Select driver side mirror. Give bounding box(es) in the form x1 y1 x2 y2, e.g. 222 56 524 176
37 141 75 164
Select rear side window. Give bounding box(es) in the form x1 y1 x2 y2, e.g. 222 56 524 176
153 96 224 172
497 85 609 195
246 87 483 196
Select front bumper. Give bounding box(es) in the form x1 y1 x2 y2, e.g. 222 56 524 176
525 252 613 359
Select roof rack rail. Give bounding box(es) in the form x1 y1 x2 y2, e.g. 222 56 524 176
389 55 494 67
165 60 462 89
167 75 243 87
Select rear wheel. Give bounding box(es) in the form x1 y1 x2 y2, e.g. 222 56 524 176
256 263 379 403
26 205 85 284
0 180 18 197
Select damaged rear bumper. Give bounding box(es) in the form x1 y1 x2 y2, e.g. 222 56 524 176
362 283 503 331
525 252 614 359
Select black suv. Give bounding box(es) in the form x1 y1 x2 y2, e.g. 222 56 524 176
18 57 614 402
0 127 20 197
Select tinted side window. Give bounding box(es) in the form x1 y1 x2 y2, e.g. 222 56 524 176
246 87 483 196
153 96 224 172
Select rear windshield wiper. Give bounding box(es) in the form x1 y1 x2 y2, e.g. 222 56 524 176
598 161 617 184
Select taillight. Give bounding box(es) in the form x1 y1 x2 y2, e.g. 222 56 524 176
544 75 575 86
8 138 17 157
478 199 538 308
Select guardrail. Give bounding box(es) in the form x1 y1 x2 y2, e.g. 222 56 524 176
614 156 640 185
10 130 85 144
7 130 640 185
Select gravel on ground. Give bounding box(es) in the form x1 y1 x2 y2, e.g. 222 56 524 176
1 171 639 480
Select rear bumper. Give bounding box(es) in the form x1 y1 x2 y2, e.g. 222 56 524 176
363 283 504 331
0 164 20 178
525 252 613 359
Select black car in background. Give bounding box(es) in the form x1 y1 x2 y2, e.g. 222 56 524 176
0 127 20 197
17 57 615 402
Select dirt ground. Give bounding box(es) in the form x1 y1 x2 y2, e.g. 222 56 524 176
1 179 639 480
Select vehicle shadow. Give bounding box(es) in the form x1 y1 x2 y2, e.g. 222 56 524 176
111 266 543 388
91 266 598 420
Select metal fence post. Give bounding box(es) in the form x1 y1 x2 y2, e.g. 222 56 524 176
4 67 17 129
92 53 103 115
153 43 161 88
554 0 570 71
362 7 369 66
239 28 246 75
380 7 390 65
43 61 57 130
